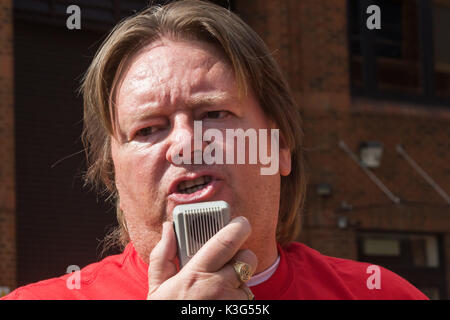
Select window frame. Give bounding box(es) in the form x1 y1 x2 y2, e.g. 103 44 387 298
13 0 235 32
347 0 450 108
357 230 447 300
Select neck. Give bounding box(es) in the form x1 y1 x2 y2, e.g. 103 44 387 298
251 239 279 275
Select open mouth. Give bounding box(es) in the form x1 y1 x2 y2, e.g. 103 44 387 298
177 175 212 194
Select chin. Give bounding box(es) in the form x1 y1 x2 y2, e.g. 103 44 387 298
128 227 162 263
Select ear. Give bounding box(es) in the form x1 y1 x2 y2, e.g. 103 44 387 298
279 132 292 176
269 120 291 176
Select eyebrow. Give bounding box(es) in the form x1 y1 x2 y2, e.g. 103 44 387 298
129 92 233 122
186 92 231 108
117 92 237 142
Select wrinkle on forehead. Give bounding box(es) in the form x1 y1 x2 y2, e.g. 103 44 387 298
113 38 236 133
110 37 235 130
122 40 229 93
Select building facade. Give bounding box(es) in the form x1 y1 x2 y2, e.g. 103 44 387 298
0 0 449 299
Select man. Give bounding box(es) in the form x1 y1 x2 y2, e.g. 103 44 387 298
3 0 427 300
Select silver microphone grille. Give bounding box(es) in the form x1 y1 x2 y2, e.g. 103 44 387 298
184 206 226 257
173 201 230 267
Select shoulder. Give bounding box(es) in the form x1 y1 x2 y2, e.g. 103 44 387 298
1 251 127 300
1 277 68 300
281 242 428 300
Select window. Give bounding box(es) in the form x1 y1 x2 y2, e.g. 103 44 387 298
358 232 446 299
433 0 450 99
14 0 234 31
348 0 450 106
14 0 152 31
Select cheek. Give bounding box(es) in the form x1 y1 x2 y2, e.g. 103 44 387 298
229 163 281 240
234 165 280 200
112 143 161 211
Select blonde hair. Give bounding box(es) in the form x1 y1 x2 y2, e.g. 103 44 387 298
80 0 307 251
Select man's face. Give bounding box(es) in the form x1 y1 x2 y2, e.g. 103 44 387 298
111 38 291 263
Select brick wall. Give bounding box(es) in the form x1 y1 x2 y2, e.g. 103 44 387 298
236 0 353 253
0 0 16 292
235 0 450 297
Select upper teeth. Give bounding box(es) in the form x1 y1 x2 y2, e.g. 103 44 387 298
178 176 212 193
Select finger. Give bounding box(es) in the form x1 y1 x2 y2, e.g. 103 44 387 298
217 249 258 288
148 221 178 294
240 284 255 300
226 285 255 300
186 216 251 273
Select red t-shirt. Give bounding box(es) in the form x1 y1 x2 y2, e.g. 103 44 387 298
1 242 428 300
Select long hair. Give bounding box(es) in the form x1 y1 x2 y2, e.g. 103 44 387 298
80 0 307 252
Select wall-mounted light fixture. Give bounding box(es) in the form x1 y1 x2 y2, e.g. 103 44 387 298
337 216 348 229
359 141 383 168
339 201 353 212
340 140 400 204
316 183 332 197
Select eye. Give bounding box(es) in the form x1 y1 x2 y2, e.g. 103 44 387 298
135 126 159 137
203 110 231 120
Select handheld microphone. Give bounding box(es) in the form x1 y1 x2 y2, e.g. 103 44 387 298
173 200 230 268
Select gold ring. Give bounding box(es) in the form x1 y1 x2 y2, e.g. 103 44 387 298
233 261 252 283
242 286 255 300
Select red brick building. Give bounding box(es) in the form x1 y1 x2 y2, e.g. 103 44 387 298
1 0 449 299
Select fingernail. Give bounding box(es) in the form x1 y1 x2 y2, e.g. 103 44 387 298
233 216 249 224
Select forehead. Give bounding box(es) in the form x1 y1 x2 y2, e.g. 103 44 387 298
114 38 235 109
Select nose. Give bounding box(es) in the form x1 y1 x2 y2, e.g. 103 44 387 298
166 116 208 165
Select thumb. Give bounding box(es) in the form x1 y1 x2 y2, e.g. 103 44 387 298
148 221 178 295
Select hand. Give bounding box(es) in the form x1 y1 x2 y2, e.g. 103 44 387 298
147 216 257 300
